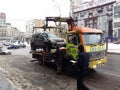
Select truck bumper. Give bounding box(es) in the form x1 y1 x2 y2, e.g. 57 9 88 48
89 57 107 69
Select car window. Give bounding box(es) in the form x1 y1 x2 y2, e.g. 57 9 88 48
32 35 35 38
42 33 48 38
34 34 39 38
38 35 44 40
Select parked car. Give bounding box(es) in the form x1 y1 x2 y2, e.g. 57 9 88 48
3 42 11 46
19 44 26 48
0 47 11 55
7 45 20 49
30 32 66 52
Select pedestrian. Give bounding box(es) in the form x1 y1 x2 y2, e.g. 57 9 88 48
76 45 90 90
55 46 64 75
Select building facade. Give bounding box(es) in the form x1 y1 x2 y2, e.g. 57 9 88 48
26 19 45 38
0 12 24 40
0 25 7 40
113 1 120 39
0 23 22 40
71 0 116 39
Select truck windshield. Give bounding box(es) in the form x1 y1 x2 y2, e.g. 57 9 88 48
82 33 103 45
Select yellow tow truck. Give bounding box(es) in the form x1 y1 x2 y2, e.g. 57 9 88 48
31 17 107 74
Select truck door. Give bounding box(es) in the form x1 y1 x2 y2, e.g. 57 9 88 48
66 33 80 60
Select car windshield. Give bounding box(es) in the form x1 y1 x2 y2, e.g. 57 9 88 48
82 33 103 45
47 33 58 38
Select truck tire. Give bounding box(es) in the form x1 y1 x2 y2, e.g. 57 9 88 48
64 61 76 76
89 68 95 72
63 54 76 76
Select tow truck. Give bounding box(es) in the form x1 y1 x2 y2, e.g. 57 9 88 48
30 17 107 74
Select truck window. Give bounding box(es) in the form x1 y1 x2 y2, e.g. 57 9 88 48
82 33 103 45
68 34 80 45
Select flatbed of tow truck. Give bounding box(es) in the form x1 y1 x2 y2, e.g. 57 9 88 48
30 49 57 64
30 49 77 75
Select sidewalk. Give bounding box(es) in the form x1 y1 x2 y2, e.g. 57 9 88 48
0 69 14 90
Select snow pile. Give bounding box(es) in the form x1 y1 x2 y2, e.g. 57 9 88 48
14 41 30 47
23 42 30 47
108 43 120 53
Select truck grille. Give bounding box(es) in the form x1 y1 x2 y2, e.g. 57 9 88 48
88 50 106 61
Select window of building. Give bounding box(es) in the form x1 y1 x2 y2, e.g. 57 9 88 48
85 17 97 28
107 5 113 11
97 7 103 13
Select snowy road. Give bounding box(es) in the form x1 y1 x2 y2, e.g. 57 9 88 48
0 46 120 90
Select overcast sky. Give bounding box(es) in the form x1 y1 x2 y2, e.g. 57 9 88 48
0 0 71 32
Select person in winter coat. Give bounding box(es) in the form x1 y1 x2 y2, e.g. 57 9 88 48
76 45 90 90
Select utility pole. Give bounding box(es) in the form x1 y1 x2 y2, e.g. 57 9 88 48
52 0 62 17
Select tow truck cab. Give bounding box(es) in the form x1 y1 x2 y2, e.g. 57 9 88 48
65 26 107 69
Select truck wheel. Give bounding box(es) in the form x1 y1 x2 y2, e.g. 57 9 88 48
44 44 51 53
64 62 75 76
63 54 76 76
31 43 36 50
89 69 95 72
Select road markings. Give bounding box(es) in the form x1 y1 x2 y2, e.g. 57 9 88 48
101 70 120 78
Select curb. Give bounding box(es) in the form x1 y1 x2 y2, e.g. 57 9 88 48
107 52 120 55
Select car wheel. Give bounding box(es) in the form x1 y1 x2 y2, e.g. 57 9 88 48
1 52 5 55
31 43 36 50
8 52 11 55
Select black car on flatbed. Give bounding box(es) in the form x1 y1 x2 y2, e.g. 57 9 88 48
30 32 66 52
